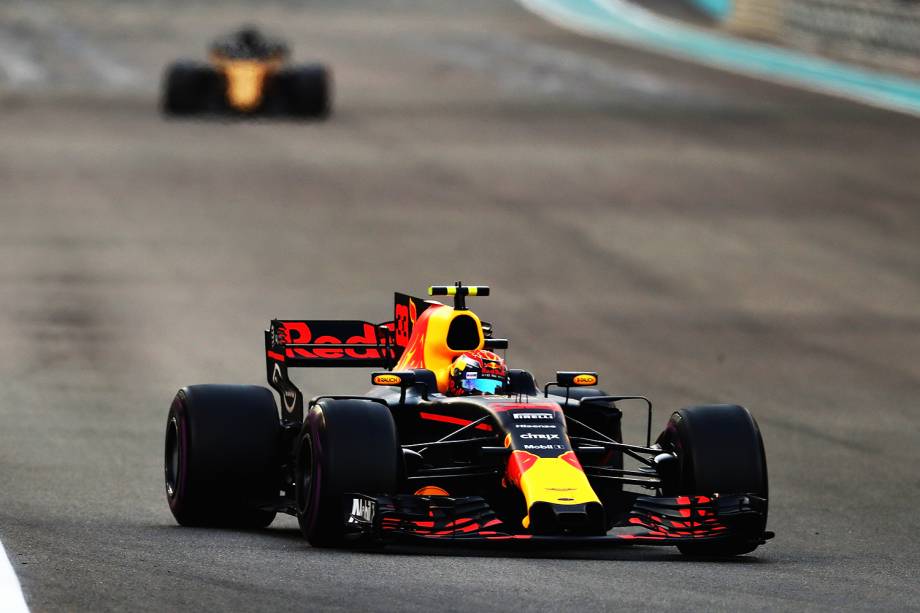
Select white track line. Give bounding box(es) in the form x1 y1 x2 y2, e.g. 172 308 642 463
0 540 29 613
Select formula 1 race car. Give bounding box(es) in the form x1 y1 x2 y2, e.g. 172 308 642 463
164 284 772 556
161 27 331 118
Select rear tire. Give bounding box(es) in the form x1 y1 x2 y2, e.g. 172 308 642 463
165 385 280 528
162 62 223 115
296 399 398 547
280 64 332 118
660 404 768 556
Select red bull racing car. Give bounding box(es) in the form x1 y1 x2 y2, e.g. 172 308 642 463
164 284 772 556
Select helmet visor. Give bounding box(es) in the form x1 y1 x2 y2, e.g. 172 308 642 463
461 377 505 395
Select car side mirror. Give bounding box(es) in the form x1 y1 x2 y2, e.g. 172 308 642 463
544 371 598 397
372 371 416 387
371 371 427 402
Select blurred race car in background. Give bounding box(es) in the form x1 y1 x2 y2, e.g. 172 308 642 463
164 283 772 556
161 27 331 118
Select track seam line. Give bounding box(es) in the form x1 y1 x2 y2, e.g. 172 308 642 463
17 0 141 89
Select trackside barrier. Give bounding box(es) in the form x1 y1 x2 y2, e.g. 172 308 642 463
693 0 920 76
727 0 782 40
519 0 920 114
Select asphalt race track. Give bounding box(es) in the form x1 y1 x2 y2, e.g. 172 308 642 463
2 1 920 610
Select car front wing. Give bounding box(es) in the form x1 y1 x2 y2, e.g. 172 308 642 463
343 492 772 546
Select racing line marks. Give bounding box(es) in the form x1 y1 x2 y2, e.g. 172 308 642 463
48 26 140 89
0 540 29 613
0 0 140 91
404 32 726 108
23 0 140 89
0 32 47 86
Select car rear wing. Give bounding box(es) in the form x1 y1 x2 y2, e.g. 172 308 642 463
265 318 399 422
264 287 497 422
265 319 396 368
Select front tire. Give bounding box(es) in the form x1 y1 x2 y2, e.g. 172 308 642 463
279 64 332 118
296 399 398 547
161 61 223 115
165 385 280 528
660 404 768 556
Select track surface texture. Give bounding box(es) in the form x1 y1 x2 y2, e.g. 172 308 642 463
1 0 920 611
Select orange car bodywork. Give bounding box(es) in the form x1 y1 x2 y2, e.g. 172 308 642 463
210 53 284 112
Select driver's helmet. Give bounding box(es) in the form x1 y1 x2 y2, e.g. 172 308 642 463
237 27 263 49
447 350 508 396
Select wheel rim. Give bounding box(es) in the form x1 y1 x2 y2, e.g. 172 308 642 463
165 416 180 498
297 436 314 516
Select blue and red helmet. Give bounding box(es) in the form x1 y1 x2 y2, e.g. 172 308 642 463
447 350 508 396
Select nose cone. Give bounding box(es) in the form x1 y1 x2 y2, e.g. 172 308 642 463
528 501 607 535
224 62 267 111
